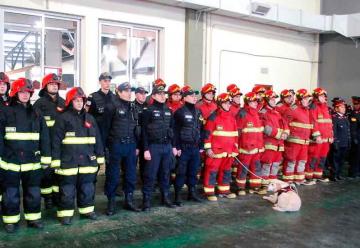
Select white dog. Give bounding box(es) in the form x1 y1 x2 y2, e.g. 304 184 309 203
263 179 301 212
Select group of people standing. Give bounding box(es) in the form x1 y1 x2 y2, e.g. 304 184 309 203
0 71 358 234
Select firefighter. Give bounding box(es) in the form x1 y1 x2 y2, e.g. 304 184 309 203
236 92 265 195
306 88 333 183
349 96 360 178
173 85 203 206
252 86 266 110
282 89 321 184
52 87 104 225
276 89 295 115
196 83 217 120
227 84 242 117
134 87 148 183
330 98 351 181
141 83 177 211
0 78 51 233
166 84 183 113
0 72 10 108
203 93 238 201
259 90 289 187
33 73 65 209
103 82 140 215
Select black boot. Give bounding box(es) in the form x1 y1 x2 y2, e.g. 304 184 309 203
188 187 202 202
162 193 176 208
142 195 151 212
106 198 116 216
83 211 97 220
44 197 53 209
61 217 72 225
4 223 18 233
27 220 44 229
174 189 183 207
124 193 140 212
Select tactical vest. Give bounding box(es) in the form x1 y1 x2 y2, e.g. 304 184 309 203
179 107 201 144
146 105 172 143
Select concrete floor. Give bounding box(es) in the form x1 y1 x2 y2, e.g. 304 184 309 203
0 176 359 248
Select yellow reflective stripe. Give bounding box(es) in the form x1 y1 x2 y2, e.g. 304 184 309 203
264 144 284 152
79 166 98 174
322 138 333 143
97 157 105 164
62 137 96 145
4 132 40 140
41 187 52 195
249 179 262 184
282 175 294 180
230 152 238 157
305 172 313 176
46 120 55 127
217 185 230 191
242 127 264 133
51 159 60 168
236 179 246 184
24 212 41 221
212 152 228 158
0 194 2 202
78 206 94 214
294 175 305 180
275 129 283 140
289 122 313 129
3 215 20 224
283 129 290 135
317 118 332 123
312 131 321 137
212 131 238 137
22 163 41 171
239 148 264 154
204 143 211 149
203 187 214 193
313 172 323 176
57 210 74 217
55 168 78 176
0 161 41 172
41 156 51 164
287 137 310 145
52 186 59 193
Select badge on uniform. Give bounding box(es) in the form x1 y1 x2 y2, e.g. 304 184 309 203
86 100 92 106
247 122 254 127
57 107 64 112
165 111 171 116
216 125 223 130
318 114 323 119
351 118 357 122
98 107 104 113
44 116 51 121
84 121 92 128
90 156 96 161
185 114 193 119
65 132 76 137
5 127 16 132
118 110 125 115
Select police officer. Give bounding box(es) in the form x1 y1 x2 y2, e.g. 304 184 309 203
173 85 203 206
33 73 65 209
141 82 177 211
134 87 148 183
52 87 104 225
330 98 351 181
0 72 10 108
104 82 140 215
0 78 51 233
349 96 360 178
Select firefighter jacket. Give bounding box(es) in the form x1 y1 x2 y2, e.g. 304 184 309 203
142 100 175 151
276 101 292 115
229 102 241 117
332 112 351 149
259 105 289 152
51 108 104 174
309 101 334 143
103 97 139 146
283 103 320 145
237 106 264 155
174 102 203 149
203 108 238 158
166 100 183 114
33 92 65 130
0 101 51 170
196 99 217 121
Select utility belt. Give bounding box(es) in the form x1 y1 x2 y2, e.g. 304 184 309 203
149 136 171 144
114 136 136 144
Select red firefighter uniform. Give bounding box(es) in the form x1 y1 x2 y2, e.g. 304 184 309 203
166 84 183 113
52 87 104 225
236 92 264 193
252 85 266 111
227 84 242 117
283 89 320 183
276 89 295 115
203 93 238 201
196 83 217 120
306 88 333 180
259 91 289 183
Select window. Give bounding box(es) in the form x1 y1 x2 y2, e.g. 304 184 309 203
1 8 80 87
100 21 159 92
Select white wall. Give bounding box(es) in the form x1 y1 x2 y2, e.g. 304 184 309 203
206 14 319 95
1 0 185 94
259 0 321 14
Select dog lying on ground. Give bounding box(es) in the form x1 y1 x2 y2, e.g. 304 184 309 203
263 179 301 212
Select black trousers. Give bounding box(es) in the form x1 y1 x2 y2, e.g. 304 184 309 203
331 147 350 177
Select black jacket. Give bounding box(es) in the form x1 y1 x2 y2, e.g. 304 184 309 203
333 112 351 149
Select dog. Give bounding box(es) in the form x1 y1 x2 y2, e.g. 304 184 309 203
263 179 301 212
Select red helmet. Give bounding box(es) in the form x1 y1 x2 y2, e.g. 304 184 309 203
312 87 327 98
167 84 181 95
244 92 257 103
280 89 293 99
9 78 34 97
216 92 230 105
42 73 60 89
252 85 266 94
227 84 242 97
181 85 199 96
201 83 216 95
264 90 279 100
296 89 311 100
332 97 346 108
152 78 166 88
65 87 86 107
0 72 10 84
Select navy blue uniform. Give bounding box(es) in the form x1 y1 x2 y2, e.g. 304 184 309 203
349 109 360 177
134 100 147 182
